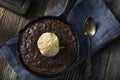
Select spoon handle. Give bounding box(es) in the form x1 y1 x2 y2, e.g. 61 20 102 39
84 38 92 78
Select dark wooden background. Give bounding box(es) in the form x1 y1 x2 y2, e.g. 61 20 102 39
0 0 120 80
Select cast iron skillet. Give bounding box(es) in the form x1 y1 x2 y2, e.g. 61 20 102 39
17 0 81 78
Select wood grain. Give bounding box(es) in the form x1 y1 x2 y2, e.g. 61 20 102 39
0 8 4 25
0 0 120 80
104 39 120 80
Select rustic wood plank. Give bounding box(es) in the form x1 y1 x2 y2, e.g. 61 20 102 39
0 8 5 24
0 9 28 80
0 0 120 80
90 44 112 80
44 0 67 15
104 38 120 80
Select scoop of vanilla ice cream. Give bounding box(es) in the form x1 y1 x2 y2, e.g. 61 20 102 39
37 32 59 57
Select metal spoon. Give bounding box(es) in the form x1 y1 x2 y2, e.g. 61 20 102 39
83 17 96 78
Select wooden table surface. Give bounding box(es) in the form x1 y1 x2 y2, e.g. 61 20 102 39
0 0 120 80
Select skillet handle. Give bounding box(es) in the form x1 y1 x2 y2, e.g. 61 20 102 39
59 0 77 20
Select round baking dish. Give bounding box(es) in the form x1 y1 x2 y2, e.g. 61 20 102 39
17 0 81 78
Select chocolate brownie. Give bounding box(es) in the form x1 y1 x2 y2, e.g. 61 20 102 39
18 17 79 76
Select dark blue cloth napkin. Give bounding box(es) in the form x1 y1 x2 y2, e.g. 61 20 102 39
66 0 120 62
1 0 120 80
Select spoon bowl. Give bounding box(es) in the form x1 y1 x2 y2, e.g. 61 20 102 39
84 17 96 38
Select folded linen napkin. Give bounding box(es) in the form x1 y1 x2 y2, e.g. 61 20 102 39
0 0 120 80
